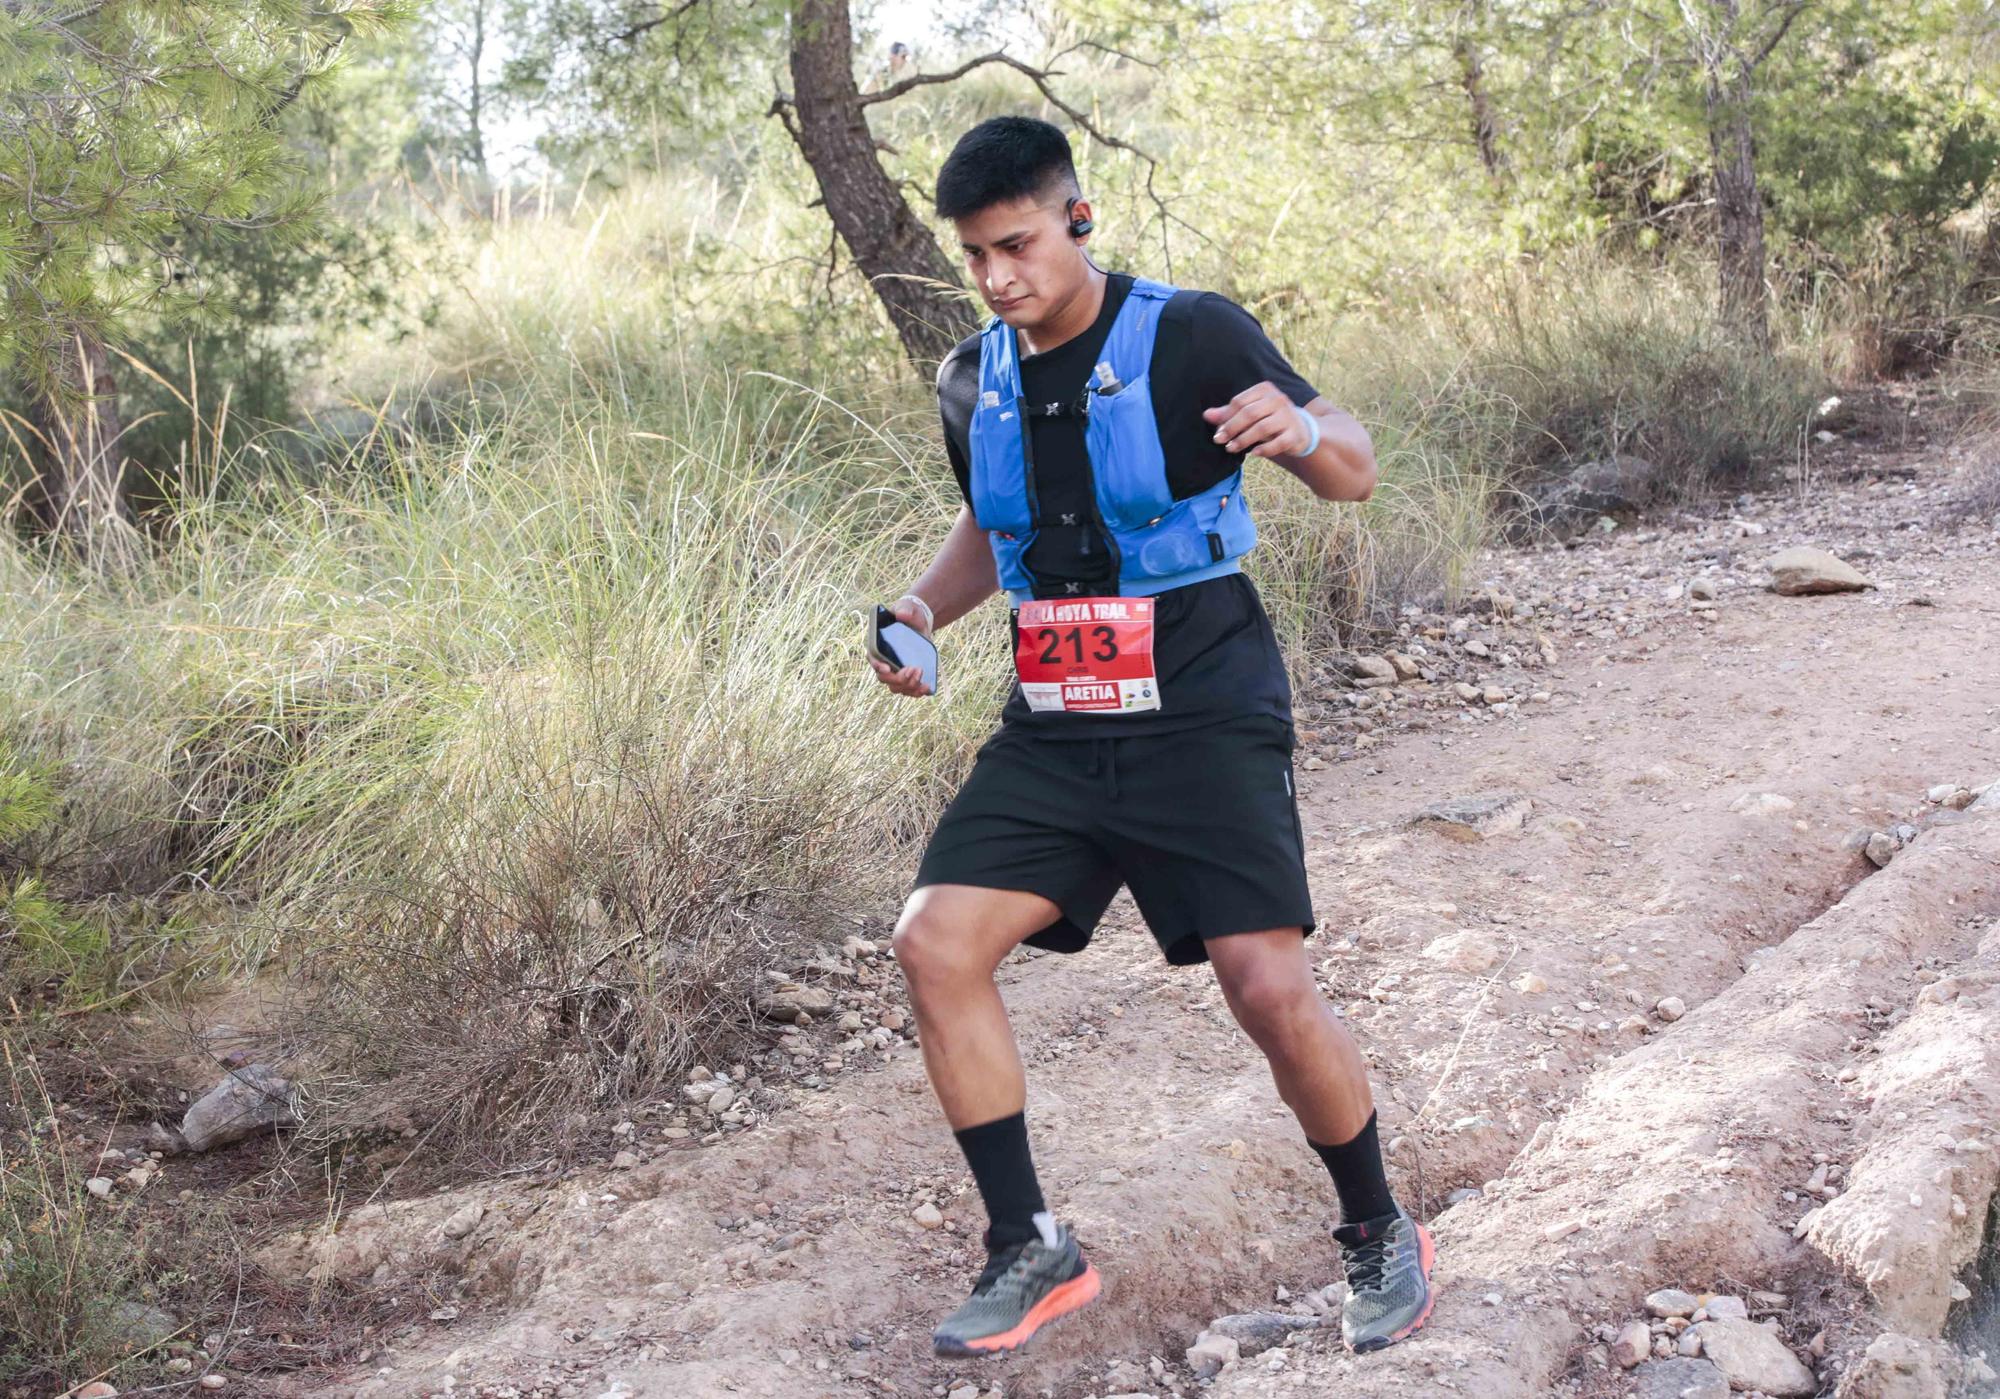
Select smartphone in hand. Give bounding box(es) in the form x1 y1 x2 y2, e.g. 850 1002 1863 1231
866 604 939 695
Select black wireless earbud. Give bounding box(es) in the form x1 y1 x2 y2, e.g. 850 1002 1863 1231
1066 196 1094 239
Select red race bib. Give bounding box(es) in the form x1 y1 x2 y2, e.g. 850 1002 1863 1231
1014 597 1161 714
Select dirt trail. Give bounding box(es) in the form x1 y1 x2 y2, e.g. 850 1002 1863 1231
280 459 2000 1399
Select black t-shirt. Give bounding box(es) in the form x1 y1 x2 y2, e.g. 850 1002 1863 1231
936 272 1322 737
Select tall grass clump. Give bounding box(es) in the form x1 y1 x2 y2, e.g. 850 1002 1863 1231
0 345 1019 1156
1319 252 1828 499
0 1043 150 1387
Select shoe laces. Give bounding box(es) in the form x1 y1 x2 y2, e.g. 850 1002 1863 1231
972 1238 1032 1296
1341 1234 1391 1294
1333 1212 1402 1295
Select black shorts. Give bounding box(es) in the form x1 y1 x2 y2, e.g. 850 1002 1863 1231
911 714 1317 966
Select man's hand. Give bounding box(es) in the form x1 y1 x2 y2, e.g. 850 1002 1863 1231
1203 381 1314 460
868 596 934 698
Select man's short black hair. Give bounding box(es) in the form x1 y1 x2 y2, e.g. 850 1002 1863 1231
934 116 1080 222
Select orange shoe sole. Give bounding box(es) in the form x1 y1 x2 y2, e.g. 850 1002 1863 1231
943 1261 1103 1356
1348 1222 1438 1353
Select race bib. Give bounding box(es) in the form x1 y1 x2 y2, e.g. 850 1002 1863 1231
1015 597 1161 714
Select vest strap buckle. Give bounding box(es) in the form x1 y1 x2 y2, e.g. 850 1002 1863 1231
1033 393 1093 420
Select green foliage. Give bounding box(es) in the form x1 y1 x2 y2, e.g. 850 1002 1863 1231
0 752 54 847
0 752 122 1008
0 0 405 407
498 0 790 167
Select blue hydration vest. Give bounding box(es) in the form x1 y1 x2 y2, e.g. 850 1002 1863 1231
968 276 1259 603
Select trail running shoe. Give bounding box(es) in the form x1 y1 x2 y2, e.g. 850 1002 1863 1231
1332 1206 1436 1352
931 1212 1101 1357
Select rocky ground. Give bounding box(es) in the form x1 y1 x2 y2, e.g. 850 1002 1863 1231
70 416 2000 1399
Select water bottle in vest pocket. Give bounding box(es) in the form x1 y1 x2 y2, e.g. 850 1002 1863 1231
1117 499 1209 579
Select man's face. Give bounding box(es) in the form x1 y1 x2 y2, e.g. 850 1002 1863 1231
953 193 1085 330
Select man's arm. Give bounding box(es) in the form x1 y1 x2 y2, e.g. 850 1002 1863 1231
1202 386 1378 502
905 504 998 631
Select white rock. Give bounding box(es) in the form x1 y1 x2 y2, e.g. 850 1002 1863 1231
1413 791 1532 842
1186 1332 1240 1379
1655 996 1687 1022
1764 545 1875 595
1512 972 1549 994
1703 1295 1748 1320
180 1063 297 1152
913 1202 944 1229
1730 792 1795 817
1690 1318 1816 1396
1612 1320 1652 1368
86 1176 114 1199
440 1201 484 1239
1422 930 1503 975
1645 1288 1700 1318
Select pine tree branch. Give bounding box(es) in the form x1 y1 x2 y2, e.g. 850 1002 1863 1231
613 0 703 45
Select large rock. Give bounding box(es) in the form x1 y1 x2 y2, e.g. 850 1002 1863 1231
1200 1311 1321 1358
1411 792 1531 842
1338 653 1398 687
1186 1331 1240 1378
179 1063 297 1152
1522 455 1661 536
753 983 833 1023
1834 1331 1997 1399
1688 1318 1817 1396
109 1300 181 1350
1421 930 1504 975
1764 546 1875 595
1632 1358 1729 1399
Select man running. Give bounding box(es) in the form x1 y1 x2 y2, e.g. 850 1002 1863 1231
868 116 1436 1360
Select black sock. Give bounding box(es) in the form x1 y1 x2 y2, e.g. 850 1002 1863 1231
953 1110 1048 1249
1309 1110 1398 1225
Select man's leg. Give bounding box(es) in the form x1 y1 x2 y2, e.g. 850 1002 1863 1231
1205 927 1435 1352
892 882 1102 1354
1204 927 1393 1218
893 882 1060 1244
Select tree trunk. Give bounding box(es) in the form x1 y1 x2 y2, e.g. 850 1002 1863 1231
25 333 138 565
1454 37 1506 178
1697 2 1771 351
1454 2 1507 179
467 0 487 173
785 0 978 366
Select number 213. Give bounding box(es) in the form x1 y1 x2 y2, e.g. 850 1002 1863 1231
1036 625 1119 665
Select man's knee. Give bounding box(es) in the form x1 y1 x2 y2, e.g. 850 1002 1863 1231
1215 952 1319 1045
892 900 980 987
